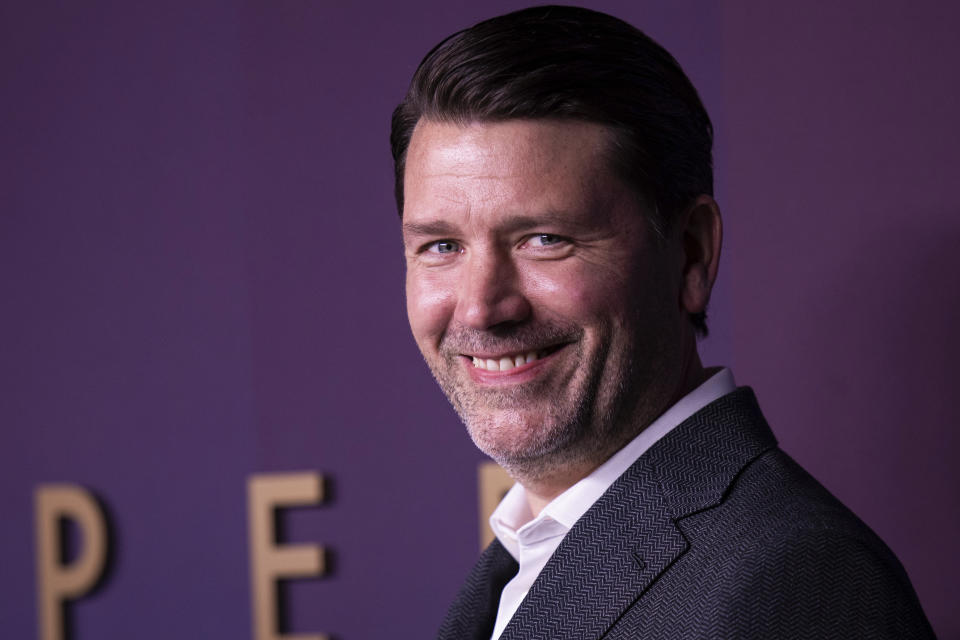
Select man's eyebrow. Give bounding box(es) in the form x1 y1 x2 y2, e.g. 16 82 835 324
401 220 458 238
403 213 589 238
496 214 586 233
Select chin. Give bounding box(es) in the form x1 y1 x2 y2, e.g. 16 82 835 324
463 409 588 473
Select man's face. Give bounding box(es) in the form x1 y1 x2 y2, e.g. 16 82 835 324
402 119 688 477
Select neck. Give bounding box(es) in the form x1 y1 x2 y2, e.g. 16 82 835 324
521 461 597 516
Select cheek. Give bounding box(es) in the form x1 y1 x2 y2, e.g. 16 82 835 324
524 262 633 324
405 269 457 341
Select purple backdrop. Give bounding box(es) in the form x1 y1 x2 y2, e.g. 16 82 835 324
2 1 956 638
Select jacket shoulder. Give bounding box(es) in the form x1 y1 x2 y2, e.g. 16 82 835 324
614 448 936 639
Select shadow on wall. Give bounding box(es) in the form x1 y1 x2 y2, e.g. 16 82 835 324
53 493 118 640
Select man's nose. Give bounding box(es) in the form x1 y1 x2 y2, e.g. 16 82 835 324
454 249 531 330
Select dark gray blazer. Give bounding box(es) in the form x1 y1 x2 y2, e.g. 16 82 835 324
439 388 934 639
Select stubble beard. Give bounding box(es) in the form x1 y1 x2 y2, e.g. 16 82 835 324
425 322 640 485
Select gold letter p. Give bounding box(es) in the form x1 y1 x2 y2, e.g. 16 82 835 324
34 484 108 640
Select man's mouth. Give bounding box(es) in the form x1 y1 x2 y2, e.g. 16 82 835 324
467 345 564 372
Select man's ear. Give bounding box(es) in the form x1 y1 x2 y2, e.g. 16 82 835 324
679 195 722 315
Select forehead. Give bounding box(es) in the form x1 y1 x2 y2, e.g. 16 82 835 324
403 119 623 222
406 118 612 172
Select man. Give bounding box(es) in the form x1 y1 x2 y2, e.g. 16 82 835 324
391 6 934 639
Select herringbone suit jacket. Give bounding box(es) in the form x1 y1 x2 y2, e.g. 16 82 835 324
439 387 934 639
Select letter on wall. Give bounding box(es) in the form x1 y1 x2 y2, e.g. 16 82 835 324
477 462 514 549
35 484 108 640
248 471 326 640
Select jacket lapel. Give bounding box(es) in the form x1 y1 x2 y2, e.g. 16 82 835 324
498 451 686 640
438 539 519 640
499 387 777 640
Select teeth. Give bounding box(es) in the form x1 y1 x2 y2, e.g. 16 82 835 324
471 351 543 371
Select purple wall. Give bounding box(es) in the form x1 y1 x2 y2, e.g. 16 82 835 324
722 4 960 637
1 1 955 638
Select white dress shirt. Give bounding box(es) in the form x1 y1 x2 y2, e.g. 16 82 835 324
488 368 736 640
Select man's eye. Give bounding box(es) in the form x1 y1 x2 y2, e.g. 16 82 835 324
427 240 460 254
527 234 565 247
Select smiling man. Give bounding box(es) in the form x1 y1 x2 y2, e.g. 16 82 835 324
391 6 933 639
